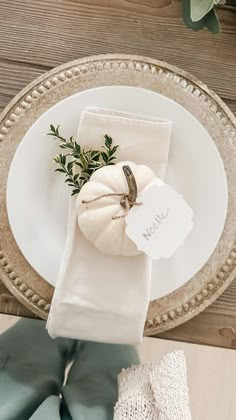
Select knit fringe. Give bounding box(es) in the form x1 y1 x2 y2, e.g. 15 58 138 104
114 351 191 420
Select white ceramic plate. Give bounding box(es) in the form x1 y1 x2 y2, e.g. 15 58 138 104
7 86 228 300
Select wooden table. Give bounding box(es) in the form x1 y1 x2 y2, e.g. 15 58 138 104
0 0 235 348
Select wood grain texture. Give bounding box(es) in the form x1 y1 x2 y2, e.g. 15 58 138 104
225 99 236 117
0 59 235 117
0 282 35 318
0 60 48 113
0 0 235 348
0 0 235 99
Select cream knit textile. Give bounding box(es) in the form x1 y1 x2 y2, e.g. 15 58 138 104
114 351 191 420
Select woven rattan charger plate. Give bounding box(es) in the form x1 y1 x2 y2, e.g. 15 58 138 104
0 54 235 335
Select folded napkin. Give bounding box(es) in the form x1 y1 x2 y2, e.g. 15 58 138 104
114 350 191 420
47 107 172 344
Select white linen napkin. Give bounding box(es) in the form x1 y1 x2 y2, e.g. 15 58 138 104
47 107 172 344
114 350 191 419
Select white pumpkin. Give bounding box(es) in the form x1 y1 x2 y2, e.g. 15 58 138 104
76 161 158 256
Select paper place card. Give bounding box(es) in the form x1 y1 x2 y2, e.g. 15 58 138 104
125 183 193 260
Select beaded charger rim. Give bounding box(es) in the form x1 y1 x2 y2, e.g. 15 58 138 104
0 54 235 335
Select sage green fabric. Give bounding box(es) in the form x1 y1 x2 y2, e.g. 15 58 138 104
0 319 139 420
0 318 75 420
29 395 62 420
62 341 139 420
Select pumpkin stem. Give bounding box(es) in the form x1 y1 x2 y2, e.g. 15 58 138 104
122 165 137 208
81 165 141 219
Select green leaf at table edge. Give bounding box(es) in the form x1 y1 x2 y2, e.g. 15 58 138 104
182 0 221 33
190 0 215 22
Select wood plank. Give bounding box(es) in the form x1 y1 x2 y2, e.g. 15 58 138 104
0 57 235 119
0 281 34 318
1 275 236 348
225 98 236 116
209 278 236 317
0 0 235 101
0 60 48 112
158 310 236 349
158 277 236 349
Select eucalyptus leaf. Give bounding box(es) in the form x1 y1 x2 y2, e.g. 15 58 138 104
190 0 214 21
206 7 221 33
182 0 221 33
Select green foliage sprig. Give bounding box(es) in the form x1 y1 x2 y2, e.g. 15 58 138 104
48 125 119 196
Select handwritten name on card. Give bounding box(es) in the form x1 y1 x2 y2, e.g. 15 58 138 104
125 182 193 260
142 208 170 241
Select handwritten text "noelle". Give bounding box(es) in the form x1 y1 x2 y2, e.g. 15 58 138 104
142 208 170 241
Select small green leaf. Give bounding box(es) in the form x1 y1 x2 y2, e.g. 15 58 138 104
107 156 117 162
108 146 119 157
91 150 100 159
75 142 81 153
89 164 102 170
83 154 89 163
55 168 65 173
81 172 90 179
104 135 112 148
74 161 83 168
93 155 100 162
71 189 81 196
65 143 74 149
59 154 66 165
101 152 108 163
